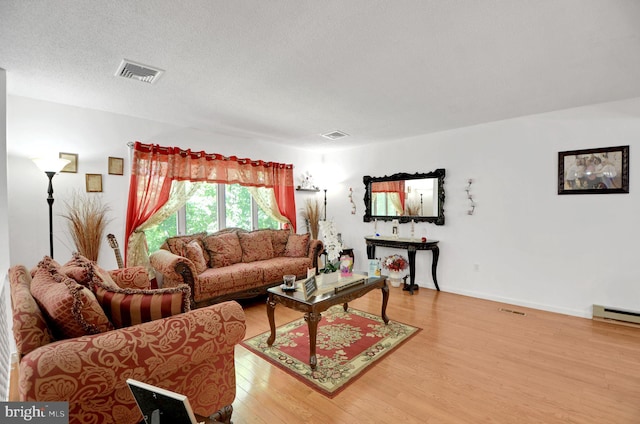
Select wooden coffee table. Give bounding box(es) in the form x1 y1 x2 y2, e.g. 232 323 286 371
266 274 389 369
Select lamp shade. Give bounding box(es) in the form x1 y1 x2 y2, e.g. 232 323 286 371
32 157 71 174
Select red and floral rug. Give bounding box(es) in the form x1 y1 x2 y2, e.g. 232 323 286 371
241 306 420 397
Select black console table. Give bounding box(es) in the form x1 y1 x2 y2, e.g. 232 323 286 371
365 236 440 294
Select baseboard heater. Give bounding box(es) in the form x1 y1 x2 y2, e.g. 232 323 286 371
592 304 640 327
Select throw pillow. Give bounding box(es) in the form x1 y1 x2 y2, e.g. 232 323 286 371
59 252 93 286
284 233 310 258
271 229 290 257
203 232 243 268
239 230 274 263
92 281 191 329
108 266 152 290
162 232 210 266
30 257 114 340
184 239 208 274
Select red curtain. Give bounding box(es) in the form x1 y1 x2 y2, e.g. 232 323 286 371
125 142 297 259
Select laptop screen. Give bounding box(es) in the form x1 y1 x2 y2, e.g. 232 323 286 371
126 379 199 424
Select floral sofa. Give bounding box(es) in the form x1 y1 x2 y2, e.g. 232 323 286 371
9 254 246 424
150 227 324 308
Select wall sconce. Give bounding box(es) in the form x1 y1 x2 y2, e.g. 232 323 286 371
348 187 356 214
466 178 476 215
32 157 71 258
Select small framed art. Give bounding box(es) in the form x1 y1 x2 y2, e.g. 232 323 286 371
59 152 78 173
86 174 103 192
108 156 124 175
558 145 629 195
301 276 318 300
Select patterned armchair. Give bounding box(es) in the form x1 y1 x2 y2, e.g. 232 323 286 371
9 260 246 424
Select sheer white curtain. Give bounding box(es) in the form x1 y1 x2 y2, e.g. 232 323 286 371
128 180 205 276
248 186 291 228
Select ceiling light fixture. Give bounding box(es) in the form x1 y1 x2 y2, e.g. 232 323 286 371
115 59 164 84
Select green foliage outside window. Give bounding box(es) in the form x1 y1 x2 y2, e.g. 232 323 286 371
186 184 218 234
145 183 281 254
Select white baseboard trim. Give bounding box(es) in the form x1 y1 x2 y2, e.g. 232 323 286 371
419 284 591 319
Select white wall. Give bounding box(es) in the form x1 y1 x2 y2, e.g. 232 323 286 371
7 95 640 318
293 98 640 318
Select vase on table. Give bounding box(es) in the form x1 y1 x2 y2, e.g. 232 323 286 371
388 270 404 287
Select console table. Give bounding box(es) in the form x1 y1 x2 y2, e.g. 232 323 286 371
365 236 440 293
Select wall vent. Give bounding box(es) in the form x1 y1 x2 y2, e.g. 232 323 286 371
592 304 640 327
115 59 164 84
321 130 349 140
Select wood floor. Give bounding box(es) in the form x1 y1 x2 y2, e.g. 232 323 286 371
233 286 640 423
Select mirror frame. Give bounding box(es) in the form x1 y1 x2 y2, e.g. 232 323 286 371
363 168 446 225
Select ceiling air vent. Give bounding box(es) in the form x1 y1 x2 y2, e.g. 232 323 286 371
321 130 349 141
115 59 164 84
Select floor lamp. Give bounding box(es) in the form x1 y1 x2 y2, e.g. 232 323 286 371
32 157 71 259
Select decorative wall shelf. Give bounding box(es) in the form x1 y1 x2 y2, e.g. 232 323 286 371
296 187 320 192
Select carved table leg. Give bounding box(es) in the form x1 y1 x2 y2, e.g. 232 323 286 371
381 280 390 324
305 311 322 369
266 295 277 346
343 302 349 312
432 246 440 291
403 246 419 294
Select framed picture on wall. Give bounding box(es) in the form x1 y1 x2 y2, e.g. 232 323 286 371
59 152 78 173
558 145 629 195
108 156 124 175
86 174 103 192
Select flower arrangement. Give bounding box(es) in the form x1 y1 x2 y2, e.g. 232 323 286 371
383 254 409 272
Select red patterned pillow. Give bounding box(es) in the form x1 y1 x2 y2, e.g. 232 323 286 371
164 233 205 255
30 257 114 340
59 252 93 286
284 233 310 257
108 266 152 289
203 232 243 267
271 229 290 257
239 230 274 263
93 281 190 329
184 239 208 274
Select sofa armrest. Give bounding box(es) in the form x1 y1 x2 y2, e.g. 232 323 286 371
108 266 152 289
18 301 246 424
150 249 197 286
308 239 324 272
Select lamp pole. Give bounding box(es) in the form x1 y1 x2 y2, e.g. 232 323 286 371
45 171 56 258
32 157 70 259
323 189 327 221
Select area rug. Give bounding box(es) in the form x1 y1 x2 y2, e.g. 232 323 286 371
241 306 420 398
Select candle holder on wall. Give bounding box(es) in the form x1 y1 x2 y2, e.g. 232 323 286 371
348 187 356 214
466 179 476 215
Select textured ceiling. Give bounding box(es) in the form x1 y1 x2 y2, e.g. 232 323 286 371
2 0 640 149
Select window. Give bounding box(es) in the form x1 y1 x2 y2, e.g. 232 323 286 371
146 183 280 253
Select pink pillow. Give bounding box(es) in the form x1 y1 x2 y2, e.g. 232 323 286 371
284 233 310 258
239 230 274 263
204 232 243 267
30 257 114 339
184 239 208 274
271 229 290 257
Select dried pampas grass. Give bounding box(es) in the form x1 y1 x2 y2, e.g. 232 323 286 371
302 199 320 239
62 192 111 262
